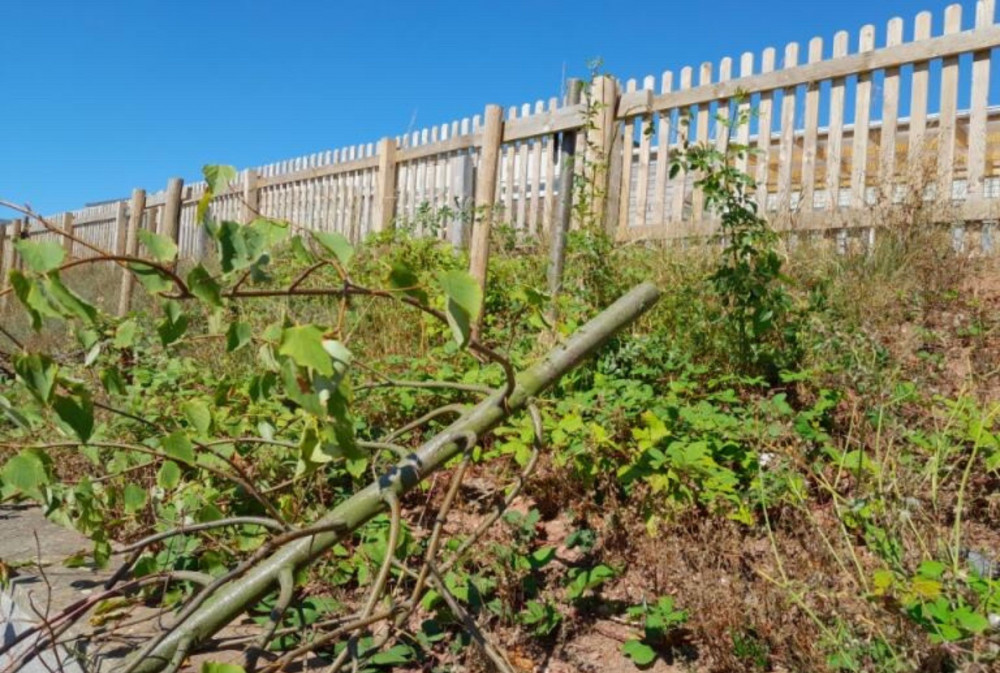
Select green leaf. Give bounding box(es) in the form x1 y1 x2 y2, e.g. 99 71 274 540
114 320 138 349
0 395 31 429
123 483 148 514
138 229 179 264
388 262 427 305
127 262 175 294
15 239 65 273
279 325 333 376
199 663 246 673
157 461 182 490
226 321 252 352
187 265 223 307
14 353 57 403
203 165 238 194
157 300 189 346
438 270 482 347
953 608 990 634
162 432 195 465
10 270 61 329
311 231 354 267
1 450 51 501
182 401 212 436
621 639 657 666
52 388 94 443
44 273 97 324
368 644 414 665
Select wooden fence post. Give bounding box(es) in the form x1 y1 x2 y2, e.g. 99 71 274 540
584 75 619 234
548 79 583 312
162 178 184 267
117 189 146 317
374 137 398 233
243 170 259 223
1 219 22 313
113 201 128 258
468 104 504 335
61 212 75 258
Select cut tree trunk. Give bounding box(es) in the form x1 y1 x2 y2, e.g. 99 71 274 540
130 281 661 673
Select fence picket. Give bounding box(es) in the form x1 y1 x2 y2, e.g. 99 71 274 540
777 43 800 216
850 25 876 210
653 71 674 229
827 32 849 211
801 38 823 212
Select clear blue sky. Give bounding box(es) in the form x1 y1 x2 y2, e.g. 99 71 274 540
0 0 985 215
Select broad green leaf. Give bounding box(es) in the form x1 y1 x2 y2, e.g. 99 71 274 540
157 461 182 490
0 395 30 429
199 165 238 223
138 229 179 264
52 389 94 443
311 231 354 267
182 401 212 436
123 483 148 513
162 432 195 465
10 270 61 329
621 639 657 666
157 300 188 346
226 321 252 352
200 663 246 673
1 450 50 501
100 367 126 396
15 239 65 273
246 218 289 250
290 235 315 264
187 265 223 307
203 164 238 194
953 608 990 633
127 262 175 294
14 353 57 403
297 423 335 475
279 325 333 376
44 273 97 324
368 644 414 665
114 320 138 349
438 270 482 347
388 262 427 305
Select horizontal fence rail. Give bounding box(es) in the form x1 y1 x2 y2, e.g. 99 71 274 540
3 0 999 310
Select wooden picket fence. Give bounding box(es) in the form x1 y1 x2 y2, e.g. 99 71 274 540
3 0 1000 312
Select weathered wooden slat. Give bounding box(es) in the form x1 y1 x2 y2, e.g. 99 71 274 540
777 43 800 214
850 25 876 210
827 32 849 211
504 102 586 142
755 49 777 210
968 0 995 198
503 107 517 219
635 76 655 228
879 18 905 199
652 71 674 228
542 98 558 234
671 67 694 224
517 104 531 230
800 38 823 211
938 4 963 200
691 63 712 223
735 55 753 175
529 101 544 234
618 79 638 231
908 12 934 169
644 22 1000 113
